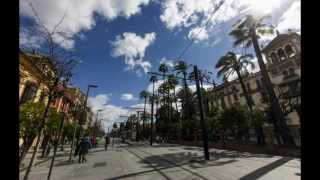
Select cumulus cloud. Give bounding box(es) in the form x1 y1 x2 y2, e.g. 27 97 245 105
160 0 300 43
121 93 136 101
19 27 44 49
111 32 156 75
88 94 130 130
277 1 301 33
159 57 174 68
188 26 209 42
20 0 152 49
147 80 164 93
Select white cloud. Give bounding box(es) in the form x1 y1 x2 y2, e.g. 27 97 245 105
88 94 111 112
159 57 174 68
277 1 301 33
19 28 44 49
111 32 156 75
147 80 164 93
188 26 209 42
130 103 151 111
121 93 136 101
160 0 300 43
88 94 130 130
20 0 152 49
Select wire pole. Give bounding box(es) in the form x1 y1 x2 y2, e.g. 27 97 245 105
194 65 210 160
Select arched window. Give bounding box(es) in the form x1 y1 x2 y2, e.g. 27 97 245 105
283 70 288 77
277 49 287 61
20 82 38 104
288 68 295 75
246 82 251 91
285 44 295 57
270 52 279 64
256 80 261 89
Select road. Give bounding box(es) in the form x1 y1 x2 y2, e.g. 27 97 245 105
20 138 301 180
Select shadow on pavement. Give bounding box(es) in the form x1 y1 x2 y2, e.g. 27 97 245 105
239 157 293 180
125 148 240 180
209 150 274 159
183 147 202 151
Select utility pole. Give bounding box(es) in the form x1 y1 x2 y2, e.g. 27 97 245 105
194 65 210 160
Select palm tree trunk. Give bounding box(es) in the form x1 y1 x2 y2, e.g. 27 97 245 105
235 69 253 112
143 97 147 139
250 28 295 145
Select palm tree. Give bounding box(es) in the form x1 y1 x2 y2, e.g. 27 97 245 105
174 61 189 129
167 75 179 112
215 52 264 144
174 61 189 94
139 90 150 139
159 63 168 80
215 52 255 112
149 75 157 145
229 14 295 145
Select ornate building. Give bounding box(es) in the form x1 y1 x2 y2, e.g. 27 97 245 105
207 32 301 145
19 51 92 147
19 50 56 105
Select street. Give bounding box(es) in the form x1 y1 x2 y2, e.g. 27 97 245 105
20 138 300 180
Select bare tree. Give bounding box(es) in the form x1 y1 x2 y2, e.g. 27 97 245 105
21 1 80 180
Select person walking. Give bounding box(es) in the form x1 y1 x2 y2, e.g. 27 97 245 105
75 137 92 163
105 135 110 151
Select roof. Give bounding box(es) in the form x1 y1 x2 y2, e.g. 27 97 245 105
262 33 300 53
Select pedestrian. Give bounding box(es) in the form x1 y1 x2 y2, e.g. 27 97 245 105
75 137 92 163
105 135 110 150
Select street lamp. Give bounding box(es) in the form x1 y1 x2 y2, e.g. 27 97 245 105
93 109 103 147
78 84 98 140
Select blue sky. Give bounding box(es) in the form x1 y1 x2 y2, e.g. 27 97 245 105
20 0 300 129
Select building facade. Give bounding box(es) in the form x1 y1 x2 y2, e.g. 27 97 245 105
19 51 56 105
19 51 92 147
207 32 301 145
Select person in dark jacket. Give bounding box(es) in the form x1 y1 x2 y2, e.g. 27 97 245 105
105 135 110 150
75 137 92 163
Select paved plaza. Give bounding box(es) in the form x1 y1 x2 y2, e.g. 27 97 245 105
20 139 301 180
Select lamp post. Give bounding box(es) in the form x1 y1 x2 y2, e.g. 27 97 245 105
93 109 103 148
194 65 209 160
78 84 98 143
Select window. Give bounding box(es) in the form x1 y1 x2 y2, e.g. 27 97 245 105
270 52 279 64
246 82 251 92
39 91 46 103
283 70 288 77
20 83 38 104
285 44 295 57
277 49 287 61
233 93 239 101
221 97 226 108
271 68 278 75
256 80 261 89
288 68 295 75
260 90 269 103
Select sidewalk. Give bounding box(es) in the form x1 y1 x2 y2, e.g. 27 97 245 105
20 145 73 171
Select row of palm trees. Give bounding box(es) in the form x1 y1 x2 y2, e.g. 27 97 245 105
135 14 295 146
